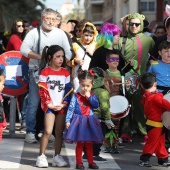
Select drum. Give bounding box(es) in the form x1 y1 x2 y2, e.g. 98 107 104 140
125 73 139 93
162 93 170 129
0 51 29 96
162 111 170 130
110 95 130 119
164 93 170 102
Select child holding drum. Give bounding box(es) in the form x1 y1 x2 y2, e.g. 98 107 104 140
148 40 170 151
103 50 134 153
139 72 170 167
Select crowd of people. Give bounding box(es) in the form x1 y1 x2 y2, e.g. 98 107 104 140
1 5 170 169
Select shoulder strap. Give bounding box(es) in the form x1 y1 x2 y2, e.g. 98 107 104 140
37 27 41 54
76 41 86 51
76 41 92 58
121 37 127 57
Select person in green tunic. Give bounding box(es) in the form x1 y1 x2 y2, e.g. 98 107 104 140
115 13 155 139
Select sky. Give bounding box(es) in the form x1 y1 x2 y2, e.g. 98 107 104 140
39 0 81 12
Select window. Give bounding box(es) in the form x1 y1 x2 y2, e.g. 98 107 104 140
140 1 156 12
148 2 155 11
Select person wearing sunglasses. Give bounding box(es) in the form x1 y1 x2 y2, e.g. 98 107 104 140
6 19 26 51
115 13 155 143
5 19 28 132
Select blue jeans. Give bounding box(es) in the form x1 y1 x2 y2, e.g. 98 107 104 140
26 70 40 133
21 93 28 124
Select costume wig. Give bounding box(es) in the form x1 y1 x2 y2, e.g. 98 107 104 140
96 22 121 49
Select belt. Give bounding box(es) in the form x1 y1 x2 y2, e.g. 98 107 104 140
146 119 163 127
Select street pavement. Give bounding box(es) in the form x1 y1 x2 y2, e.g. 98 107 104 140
1 124 170 170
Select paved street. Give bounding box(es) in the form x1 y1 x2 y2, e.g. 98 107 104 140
1 124 170 170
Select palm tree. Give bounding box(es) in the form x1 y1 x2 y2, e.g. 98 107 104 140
0 0 45 32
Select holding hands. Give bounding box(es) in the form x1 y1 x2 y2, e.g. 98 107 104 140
47 103 65 111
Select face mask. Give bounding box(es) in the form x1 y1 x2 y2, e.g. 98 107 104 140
106 57 119 62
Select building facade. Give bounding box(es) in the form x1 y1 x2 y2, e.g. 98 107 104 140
84 0 170 27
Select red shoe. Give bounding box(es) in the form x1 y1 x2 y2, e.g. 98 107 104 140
121 134 132 143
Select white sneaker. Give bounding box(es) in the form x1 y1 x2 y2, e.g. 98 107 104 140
52 155 67 167
49 135 55 142
36 154 48 168
25 132 37 143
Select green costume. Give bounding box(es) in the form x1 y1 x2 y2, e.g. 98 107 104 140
91 67 119 152
116 13 155 75
91 67 111 122
115 13 155 136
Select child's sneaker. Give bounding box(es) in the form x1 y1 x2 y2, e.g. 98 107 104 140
139 160 152 167
93 156 107 163
52 154 67 167
89 162 99 169
36 154 48 168
76 162 85 169
158 160 170 166
121 134 132 143
111 147 120 154
103 147 111 153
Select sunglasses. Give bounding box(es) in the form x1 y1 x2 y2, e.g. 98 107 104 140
129 22 141 27
16 25 23 28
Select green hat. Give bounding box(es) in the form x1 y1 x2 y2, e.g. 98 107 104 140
128 13 146 33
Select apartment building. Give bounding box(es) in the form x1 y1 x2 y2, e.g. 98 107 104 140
84 0 169 26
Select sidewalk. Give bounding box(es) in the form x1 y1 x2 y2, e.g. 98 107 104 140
0 123 121 170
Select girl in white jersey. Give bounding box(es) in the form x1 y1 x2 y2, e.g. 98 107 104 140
36 45 73 168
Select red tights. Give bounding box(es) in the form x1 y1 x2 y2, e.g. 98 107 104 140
76 142 93 164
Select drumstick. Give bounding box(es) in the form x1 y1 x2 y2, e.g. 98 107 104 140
112 82 129 85
121 55 136 71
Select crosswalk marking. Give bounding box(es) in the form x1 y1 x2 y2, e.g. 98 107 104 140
64 143 121 169
0 139 24 169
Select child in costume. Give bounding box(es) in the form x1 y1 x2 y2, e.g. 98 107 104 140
0 68 7 142
139 72 170 167
65 70 103 169
83 67 114 162
104 50 134 153
148 40 170 151
69 22 98 92
36 45 73 168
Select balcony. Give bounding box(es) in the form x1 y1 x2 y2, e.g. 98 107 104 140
91 0 104 5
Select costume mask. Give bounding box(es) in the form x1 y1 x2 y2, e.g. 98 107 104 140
91 67 105 89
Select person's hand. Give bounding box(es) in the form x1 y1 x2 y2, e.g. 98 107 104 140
84 91 91 98
86 45 94 56
74 57 84 66
129 59 134 67
47 104 64 111
126 80 131 89
66 122 70 129
3 126 6 130
105 120 115 129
